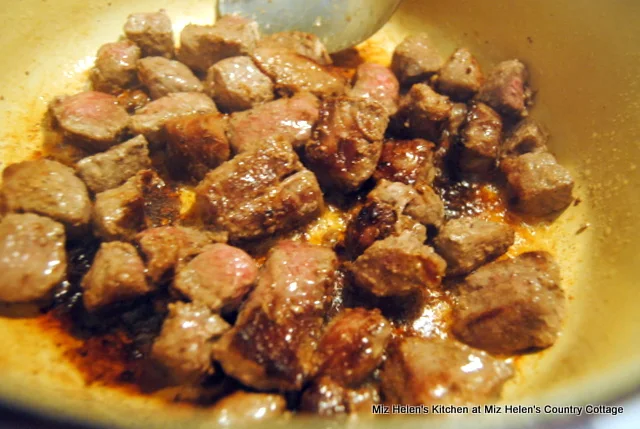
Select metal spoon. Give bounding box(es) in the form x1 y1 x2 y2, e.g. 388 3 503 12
217 0 403 53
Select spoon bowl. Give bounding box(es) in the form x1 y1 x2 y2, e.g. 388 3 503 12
217 0 403 53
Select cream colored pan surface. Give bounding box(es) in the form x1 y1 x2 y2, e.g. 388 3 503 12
0 0 638 427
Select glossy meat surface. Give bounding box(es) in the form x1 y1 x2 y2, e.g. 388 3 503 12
0 214 67 303
212 241 338 390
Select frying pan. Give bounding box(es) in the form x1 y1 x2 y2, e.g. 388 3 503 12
0 0 639 427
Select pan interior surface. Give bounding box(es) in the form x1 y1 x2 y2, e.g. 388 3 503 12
0 0 638 427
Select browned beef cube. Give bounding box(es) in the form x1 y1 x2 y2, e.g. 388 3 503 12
459 102 503 174
300 377 380 416
476 59 530 117
165 113 230 180
50 91 130 152
137 57 203 99
453 251 566 354
1 159 91 235
345 200 398 256
391 34 444 85
434 218 515 276
380 337 513 405
0 214 66 303
501 152 574 216
136 226 220 283
346 180 444 256
395 83 452 141
178 16 260 74
348 231 446 297
205 56 274 112
370 180 444 232
349 63 399 115
124 10 175 58
257 31 332 65
91 40 141 94
130 92 217 144
209 392 287 425
252 48 345 98
315 308 391 386
173 243 258 312
81 241 152 312
436 48 484 100
150 302 230 385
374 138 436 188
76 135 151 193
93 170 178 241
501 118 549 158
305 97 388 192
195 146 323 241
212 241 338 390
228 92 319 152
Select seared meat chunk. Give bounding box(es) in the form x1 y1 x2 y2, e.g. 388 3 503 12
130 92 217 144
501 152 574 216
346 180 444 256
173 243 258 312
0 214 66 303
374 138 436 188
137 57 203 99
301 378 380 416
91 40 141 94
436 48 484 100
305 97 388 192
1 159 91 234
369 179 444 232
252 48 345 98
136 226 217 283
165 113 230 180
209 392 287 425
81 241 152 312
349 63 400 115
93 170 178 241
124 10 175 58
380 337 513 405
178 15 260 74
476 59 530 117
501 118 549 158
196 145 323 241
228 92 319 152
205 56 274 112
434 218 515 276
151 302 230 385
453 251 565 354
391 34 444 85
316 308 391 386
212 241 338 391
76 135 151 193
257 31 331 65
459 102 503 174
50 91 129 152
345 200 398 256
348 231 446 297
395 83 452 141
